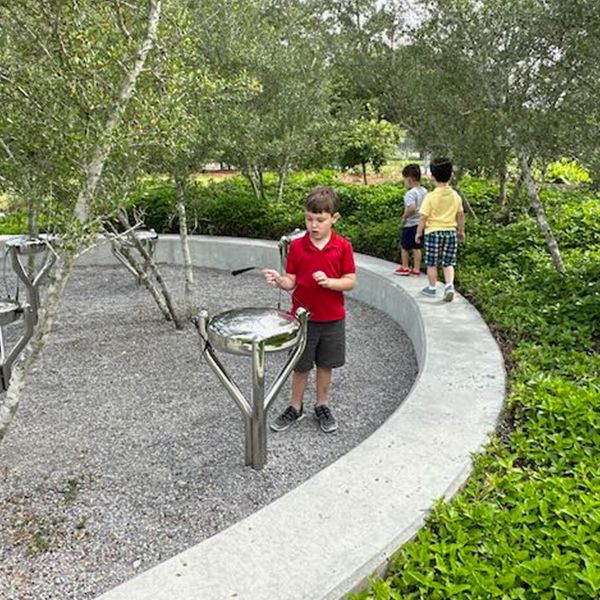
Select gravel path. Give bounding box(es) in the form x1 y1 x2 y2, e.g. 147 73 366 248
0 264 417 600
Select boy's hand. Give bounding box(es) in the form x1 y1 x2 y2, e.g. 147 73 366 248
415 233 421 244
262 268 281 287
458 231 465 244
313 270 330 287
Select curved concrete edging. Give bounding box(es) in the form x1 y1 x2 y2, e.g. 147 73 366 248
68 234 504 600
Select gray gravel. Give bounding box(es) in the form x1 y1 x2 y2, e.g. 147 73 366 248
0 264 417 600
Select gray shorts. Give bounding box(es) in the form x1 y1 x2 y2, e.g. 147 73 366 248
294 319 346 372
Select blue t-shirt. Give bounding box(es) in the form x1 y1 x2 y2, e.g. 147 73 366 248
404 186 427 227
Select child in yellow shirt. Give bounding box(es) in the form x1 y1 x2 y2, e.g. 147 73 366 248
415 157 465 302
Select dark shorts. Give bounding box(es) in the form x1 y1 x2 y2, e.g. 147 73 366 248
424 230 458 267
294 319 346 372
400 225 422 251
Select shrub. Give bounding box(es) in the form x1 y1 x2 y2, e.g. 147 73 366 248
546 158 592 184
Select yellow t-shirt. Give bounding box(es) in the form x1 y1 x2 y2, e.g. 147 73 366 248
419 186 463 233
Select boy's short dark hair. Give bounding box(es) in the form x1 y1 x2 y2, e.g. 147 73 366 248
430 157 453 183
304 186 338 214
402 163 422 181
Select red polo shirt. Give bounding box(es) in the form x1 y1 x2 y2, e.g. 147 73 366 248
286 231 356 322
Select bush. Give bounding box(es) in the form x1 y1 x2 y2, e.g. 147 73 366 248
344 180 600 600
546 158 592 184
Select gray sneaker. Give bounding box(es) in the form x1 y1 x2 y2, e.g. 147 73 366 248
443 284 455 302
421 285 437 297
314 405 338 433
271 405 304 432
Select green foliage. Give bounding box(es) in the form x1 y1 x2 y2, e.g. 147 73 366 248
123 175 306 239
338 119 401 182
546 159 593 184
0 211 30 235
340 177 599 599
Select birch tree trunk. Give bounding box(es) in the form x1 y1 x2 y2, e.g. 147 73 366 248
1 1 163 442
175 178 194 314
109 237 174 322
498 166 508 208
257 167 266 200
74 0 162 223
275 164 288 202
519 153 566 274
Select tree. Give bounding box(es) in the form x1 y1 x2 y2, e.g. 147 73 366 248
386 0 600 273
338 118 400 184
203 0 335 201
0 0 163 441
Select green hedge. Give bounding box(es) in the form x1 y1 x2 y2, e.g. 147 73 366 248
122 171 406 243
346 183 599 599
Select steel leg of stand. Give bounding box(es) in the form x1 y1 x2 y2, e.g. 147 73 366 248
196 311 254 465
251 339 267 470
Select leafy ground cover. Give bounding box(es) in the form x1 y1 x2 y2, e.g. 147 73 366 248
1 172 598 598
350 180 600 599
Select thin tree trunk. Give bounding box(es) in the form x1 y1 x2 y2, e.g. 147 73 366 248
275 164 288 202
519 153 565 274
498 166 508 207
110 238 173 322
175 178 194 314
243 168 261 201
74 0 162 223
499 173 523 223
0 255 75 442
115 214 184 329
454 167 478 221
26 197 39 279
257 167 266 200
361 162 368 185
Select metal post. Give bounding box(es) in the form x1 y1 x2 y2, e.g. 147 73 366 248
196 310 253 464
0 303 34 392
251 339 267 470
8 240 56 325
195 307 309 470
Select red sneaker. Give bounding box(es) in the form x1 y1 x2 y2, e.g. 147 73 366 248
394 266 411 276
411 268 421 275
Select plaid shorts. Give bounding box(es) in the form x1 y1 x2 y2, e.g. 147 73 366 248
424 230 458 267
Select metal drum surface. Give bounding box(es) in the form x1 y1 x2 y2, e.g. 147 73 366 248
132 229 158 242
5 234 55 256
207 307 301 356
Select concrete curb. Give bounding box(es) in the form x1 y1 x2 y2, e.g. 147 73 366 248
9 234 505 600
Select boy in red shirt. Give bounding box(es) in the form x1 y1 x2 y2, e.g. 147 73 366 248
263 187 356 433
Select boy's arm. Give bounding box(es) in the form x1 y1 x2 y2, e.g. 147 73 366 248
415 214 428 243
262 268 296 290
402 205 416 222
314 272 356 291
401 191 416 223
457 210 465 244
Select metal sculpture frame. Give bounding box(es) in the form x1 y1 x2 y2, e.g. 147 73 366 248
196 307 309 470
5 234 56 325
0 301 35 391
